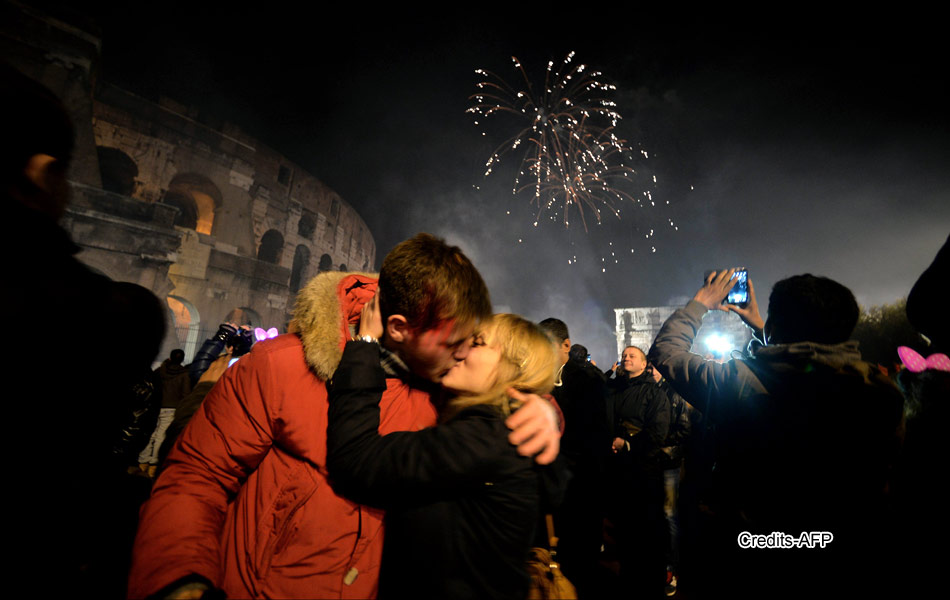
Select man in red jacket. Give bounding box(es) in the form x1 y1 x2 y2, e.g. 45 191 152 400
129 234 560 599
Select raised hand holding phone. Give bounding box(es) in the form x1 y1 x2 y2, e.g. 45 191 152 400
695 269 764 332
694 269 738 310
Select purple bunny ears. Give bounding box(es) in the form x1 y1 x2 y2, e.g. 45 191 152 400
898 346 950 373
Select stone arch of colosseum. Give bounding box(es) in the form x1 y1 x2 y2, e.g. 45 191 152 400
166 294 201 360
96 146 138 196
257 229 284 264
161 173 223 235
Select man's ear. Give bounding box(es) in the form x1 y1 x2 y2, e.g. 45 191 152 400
561 338 571 353
23 154 58 193
386 314 412 344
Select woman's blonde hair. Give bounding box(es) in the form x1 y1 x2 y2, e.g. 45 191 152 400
446 313 559 418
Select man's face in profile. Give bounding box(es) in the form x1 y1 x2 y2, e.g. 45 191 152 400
399 318 477 383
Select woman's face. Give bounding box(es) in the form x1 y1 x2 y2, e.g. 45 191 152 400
441 334 501 395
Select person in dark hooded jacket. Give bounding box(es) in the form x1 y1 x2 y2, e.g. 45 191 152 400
649 270 903 598
135 349 191 476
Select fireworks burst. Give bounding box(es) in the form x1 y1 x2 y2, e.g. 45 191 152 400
468 52 642 231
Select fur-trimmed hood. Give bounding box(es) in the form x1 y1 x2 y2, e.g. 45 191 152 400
291 270 377 380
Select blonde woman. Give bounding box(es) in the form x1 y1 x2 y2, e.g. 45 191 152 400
327 312 563 600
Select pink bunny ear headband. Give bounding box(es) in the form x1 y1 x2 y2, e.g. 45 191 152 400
254 327 279 341
897 346 950 372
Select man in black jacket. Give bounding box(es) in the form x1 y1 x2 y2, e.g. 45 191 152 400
606 345 671 598
608 346 671 457
538 318 611 596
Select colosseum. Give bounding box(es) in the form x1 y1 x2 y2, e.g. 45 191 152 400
3 3 375 360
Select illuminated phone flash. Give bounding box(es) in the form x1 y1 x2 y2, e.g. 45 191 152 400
705 334 733 355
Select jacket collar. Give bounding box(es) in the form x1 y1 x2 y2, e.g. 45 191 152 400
752 340 863 370
747 339 890 386
379 345 411 379
611 369 654 389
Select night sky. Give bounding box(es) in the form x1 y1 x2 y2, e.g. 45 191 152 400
77 4 950 364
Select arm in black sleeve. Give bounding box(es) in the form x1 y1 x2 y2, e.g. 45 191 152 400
605 388 617 439
188 323 237 385
326 341 522 508
112 375 159 465
584 373 612 459
645 388 672 449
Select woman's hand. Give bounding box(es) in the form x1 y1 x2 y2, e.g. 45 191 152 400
359 292 384 340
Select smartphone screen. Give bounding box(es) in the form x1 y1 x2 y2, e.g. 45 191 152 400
727 269 749 306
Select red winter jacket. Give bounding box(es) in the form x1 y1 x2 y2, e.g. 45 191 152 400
128 273 438 599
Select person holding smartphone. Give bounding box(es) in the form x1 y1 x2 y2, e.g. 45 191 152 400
648 270 903 597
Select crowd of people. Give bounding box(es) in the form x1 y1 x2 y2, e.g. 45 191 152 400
7 61 949 599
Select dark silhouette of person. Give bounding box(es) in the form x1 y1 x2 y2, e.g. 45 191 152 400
539 319 612 597
2 62 164 597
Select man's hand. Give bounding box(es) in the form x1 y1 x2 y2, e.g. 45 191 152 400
723 278 765 332
693 268 738 310
611 437 627 453
505 389 560 465
694 269 766 334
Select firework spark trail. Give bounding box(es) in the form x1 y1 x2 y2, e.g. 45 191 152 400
468 52 642 231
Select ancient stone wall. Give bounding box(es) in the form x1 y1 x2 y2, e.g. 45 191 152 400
87 85 376 357
3 2 376 361
614 305 753 360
